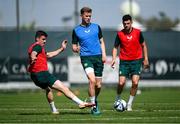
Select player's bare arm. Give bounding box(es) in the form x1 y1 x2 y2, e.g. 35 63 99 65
30 51 38 64
142 42 149 69
46 40 68 58
100 38 106 63
111 47 118 68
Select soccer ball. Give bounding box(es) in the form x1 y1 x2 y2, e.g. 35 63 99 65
114 99 127 112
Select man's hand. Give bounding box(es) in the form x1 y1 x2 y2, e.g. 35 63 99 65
111 59 116 69
143 59 150 69
61 40 68 50
72 44 80 53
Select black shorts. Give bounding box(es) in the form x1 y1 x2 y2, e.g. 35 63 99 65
80 55 104 77
119 59 143 78
30 71 57 89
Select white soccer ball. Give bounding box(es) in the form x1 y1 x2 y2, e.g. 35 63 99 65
114 99 127 112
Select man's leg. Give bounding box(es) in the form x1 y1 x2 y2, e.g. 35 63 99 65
127 75 140 111
52 80 95 109
95 77 102 100
85 72 102 115
86 72 96 105
116 76 126 101
81 58 97 106
90 77 102 115
45 87 59 114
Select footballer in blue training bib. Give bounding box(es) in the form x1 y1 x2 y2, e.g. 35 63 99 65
72 23 103 56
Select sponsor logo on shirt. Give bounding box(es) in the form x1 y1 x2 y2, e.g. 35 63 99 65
127 35 132 41
84 29 90 33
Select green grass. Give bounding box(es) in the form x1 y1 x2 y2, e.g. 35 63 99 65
0 87 180 123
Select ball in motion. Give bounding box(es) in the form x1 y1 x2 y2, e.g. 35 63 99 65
114 99 127 112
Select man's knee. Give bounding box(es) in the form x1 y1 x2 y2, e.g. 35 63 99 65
132 81 138 88
96 82 101 88
46 87 52 92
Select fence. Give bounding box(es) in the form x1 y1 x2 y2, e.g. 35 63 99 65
0 30 179 89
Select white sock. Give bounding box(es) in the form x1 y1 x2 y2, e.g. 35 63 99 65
72 96 83 105
49 101 57 112
128 95 134 105
90 96 95 104
90 96 96 109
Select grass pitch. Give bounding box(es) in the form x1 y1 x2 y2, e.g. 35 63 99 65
0 87 180 123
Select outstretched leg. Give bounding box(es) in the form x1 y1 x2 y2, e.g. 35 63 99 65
51 80 95 109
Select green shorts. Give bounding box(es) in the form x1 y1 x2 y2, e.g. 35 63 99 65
119 59 143 78
30 71 57 89
80 55 104 77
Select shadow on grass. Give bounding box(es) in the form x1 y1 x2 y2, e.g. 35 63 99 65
18 111 91 115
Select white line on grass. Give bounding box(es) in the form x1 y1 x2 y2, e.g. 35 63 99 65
36 116 180 121
1 108 180 112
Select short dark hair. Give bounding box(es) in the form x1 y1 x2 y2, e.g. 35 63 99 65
35 30 48 39
80 7 92 14
122 14 132 22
